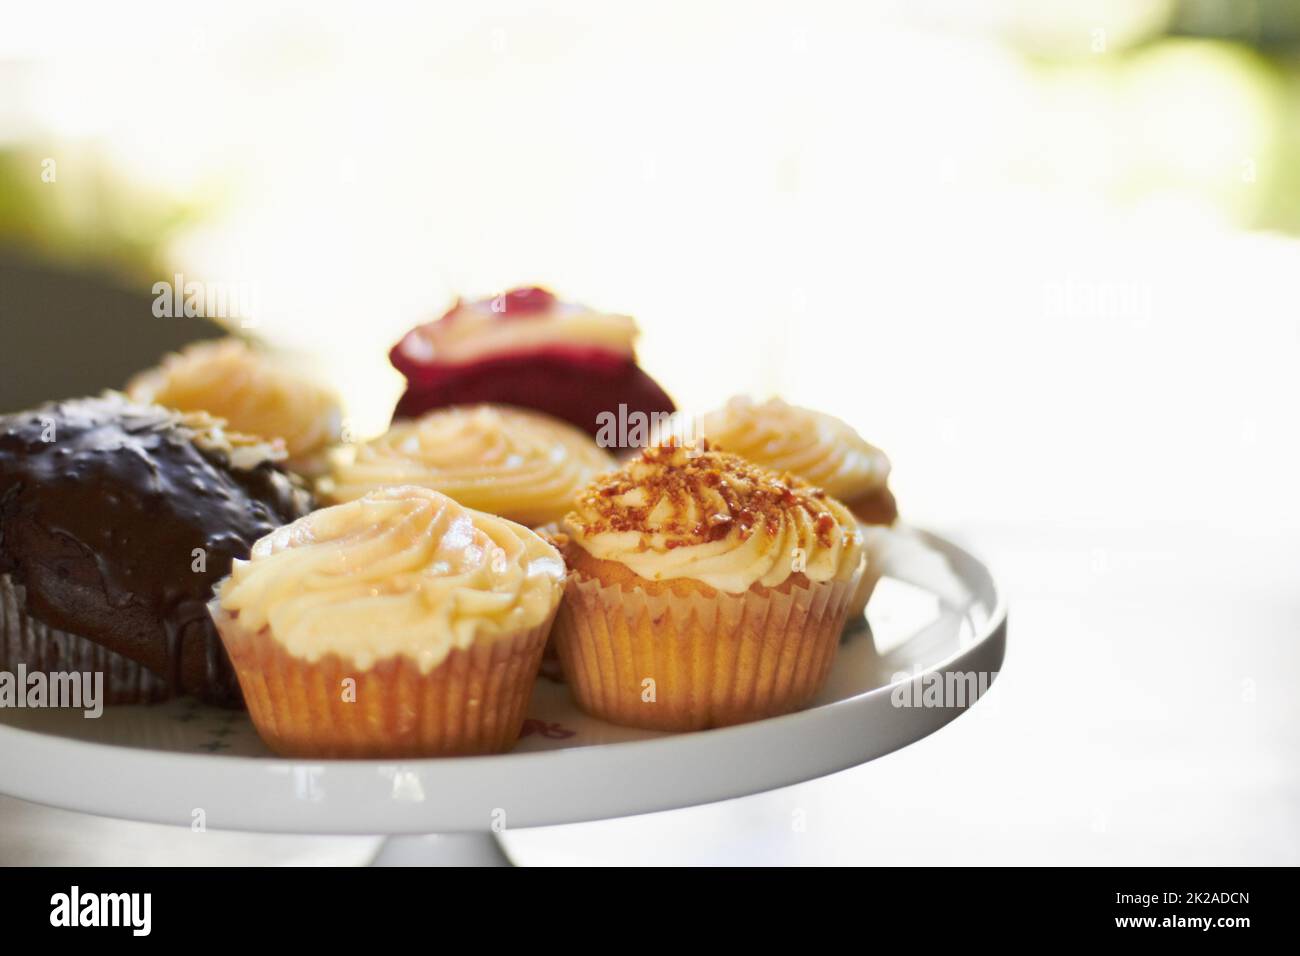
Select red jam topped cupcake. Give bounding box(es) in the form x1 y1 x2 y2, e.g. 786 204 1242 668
389 286 675 443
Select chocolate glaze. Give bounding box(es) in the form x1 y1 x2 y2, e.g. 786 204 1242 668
0 394 312 705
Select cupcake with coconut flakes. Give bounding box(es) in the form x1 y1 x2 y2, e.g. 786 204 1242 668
553 441 864 731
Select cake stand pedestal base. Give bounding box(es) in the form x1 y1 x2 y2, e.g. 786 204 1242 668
370 832 513 866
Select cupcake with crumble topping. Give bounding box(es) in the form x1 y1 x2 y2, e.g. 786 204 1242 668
209 485 565 757
320 404 615 528
692 396 898 620
553 441 864 731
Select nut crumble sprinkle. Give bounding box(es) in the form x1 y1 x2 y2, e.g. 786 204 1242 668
568 439 846 550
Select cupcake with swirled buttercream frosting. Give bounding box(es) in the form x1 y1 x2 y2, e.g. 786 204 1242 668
689 396 898 621
553 441 864 731
127 338 342 477
209 485 565 757
693 397 896 524
320 404 616 528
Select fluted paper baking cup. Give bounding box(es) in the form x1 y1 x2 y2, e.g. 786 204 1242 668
553 568 859 731
845 520 891 624
0 574 170 705
211 605 554 757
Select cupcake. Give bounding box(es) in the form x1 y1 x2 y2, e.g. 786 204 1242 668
209 485 565 757
694 397 897 524
127 338 342 476
691 396 898 620
0 394 312 705
553 441 864 731
389 286 674 447
320 404 616 528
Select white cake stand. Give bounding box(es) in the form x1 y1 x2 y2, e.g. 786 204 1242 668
0 529 1005 866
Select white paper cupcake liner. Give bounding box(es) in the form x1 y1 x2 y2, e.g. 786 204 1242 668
211 602 556 757
553 568 859 731
0 573 170 704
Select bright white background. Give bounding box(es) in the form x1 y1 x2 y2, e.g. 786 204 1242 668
0 1 1296 864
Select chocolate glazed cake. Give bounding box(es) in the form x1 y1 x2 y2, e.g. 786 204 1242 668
0 394 312 706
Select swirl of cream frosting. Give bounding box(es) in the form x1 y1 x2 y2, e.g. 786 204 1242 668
215 486 565 672
562 443 863 592
322 405 616 527
128 338 342 466
401 291 639 366
691 397 890 504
